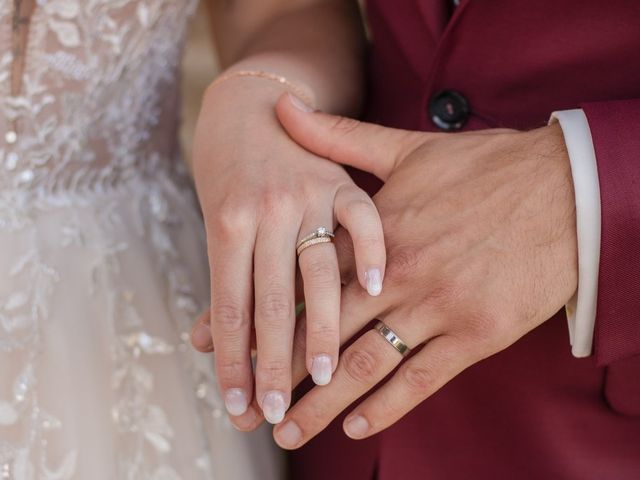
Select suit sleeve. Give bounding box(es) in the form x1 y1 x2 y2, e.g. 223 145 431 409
581 99 640 366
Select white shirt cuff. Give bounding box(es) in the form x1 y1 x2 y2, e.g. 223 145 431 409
549 109 601 358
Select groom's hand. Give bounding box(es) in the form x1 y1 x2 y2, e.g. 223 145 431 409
273 94 578 448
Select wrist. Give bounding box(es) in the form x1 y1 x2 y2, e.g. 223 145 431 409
206 54 317 108
210 70 315 107
540 123 579 300
193 80 304 175
198 75 295 146
514 124 577 304
203 74 290 113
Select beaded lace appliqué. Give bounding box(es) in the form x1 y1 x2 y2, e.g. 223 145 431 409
0 1 223 478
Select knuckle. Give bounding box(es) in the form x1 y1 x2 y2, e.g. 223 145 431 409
465 308 500 345
212 299 249 332
261 189 297 217
290 399 332 431
385 245 422 284
371 396 398 423
326 117 363 161
305 399 333 426
424 279 466 311
401 365 436 396
352 233 383 252
329 115 362 135
342 198 377 222
214 202 254 238
256 359 290 386
217 359 248 384
342 347 378 384
256 289 293 324
306 320 338 344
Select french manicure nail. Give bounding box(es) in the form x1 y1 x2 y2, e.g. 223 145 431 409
224 388 248 417
276 420 302 449
311 354 333 386
288 92 314 112
262 391 287 424
365 268 383 296
191 322 213 350
344 415 370 439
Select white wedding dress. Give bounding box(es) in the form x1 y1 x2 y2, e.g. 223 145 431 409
0 1 282 479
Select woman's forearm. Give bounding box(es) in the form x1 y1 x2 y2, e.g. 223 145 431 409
206 0 366 115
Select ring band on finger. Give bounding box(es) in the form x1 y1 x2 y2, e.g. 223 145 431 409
374 321 411 357
296 227 335 256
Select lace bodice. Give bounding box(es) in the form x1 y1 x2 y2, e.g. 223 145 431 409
0 2 287 479
0 0 196 202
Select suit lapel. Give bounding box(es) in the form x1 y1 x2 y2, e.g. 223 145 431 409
417 0 452 42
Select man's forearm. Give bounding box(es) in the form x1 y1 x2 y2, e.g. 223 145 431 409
207 0 366 115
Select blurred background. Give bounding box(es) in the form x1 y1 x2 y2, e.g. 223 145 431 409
180 4 218 163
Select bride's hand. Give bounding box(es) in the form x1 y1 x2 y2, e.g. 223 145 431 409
189 80 386 429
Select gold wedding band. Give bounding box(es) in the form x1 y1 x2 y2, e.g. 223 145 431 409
296 236 332 256
374 321 411 357
296 227 335 256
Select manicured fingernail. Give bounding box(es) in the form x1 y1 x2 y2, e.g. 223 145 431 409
365 268 383 296
344 415 370 439
288 92 314 112
262 391 287 424
276 420 302 449
191 322 213 350
311 354 332 386
224 388 248 417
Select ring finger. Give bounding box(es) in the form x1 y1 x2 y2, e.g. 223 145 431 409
297 219 341 386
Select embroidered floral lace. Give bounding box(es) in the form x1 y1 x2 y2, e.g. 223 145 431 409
0 1 280 479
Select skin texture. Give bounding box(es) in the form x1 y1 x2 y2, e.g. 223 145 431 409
264 94 579 448
192 1 383 429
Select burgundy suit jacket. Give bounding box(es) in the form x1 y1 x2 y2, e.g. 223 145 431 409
290 1 640 479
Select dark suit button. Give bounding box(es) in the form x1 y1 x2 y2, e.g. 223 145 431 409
429 90 469 130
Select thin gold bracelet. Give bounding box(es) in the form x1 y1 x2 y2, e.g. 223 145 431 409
208 70 316 108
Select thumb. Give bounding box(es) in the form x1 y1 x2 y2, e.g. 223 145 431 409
276 93 423 181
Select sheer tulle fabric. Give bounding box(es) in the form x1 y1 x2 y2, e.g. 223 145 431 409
0 1 281 478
